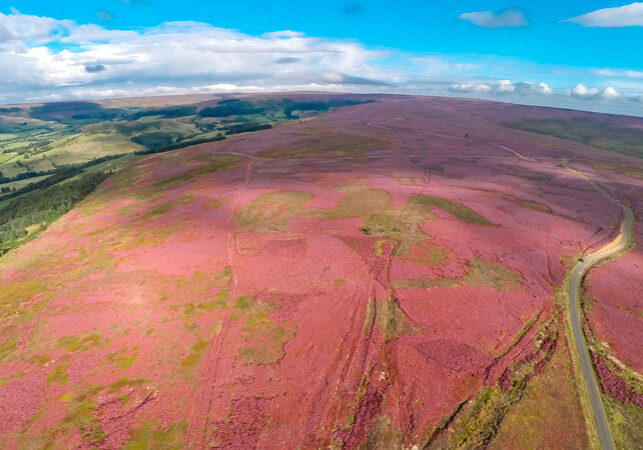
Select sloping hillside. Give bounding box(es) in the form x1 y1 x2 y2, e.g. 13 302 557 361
1 96 641 449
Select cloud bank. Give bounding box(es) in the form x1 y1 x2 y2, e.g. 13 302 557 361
565 2 643 27
0 10 641 116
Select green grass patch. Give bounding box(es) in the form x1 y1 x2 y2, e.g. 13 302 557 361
502 118 643 158
518 200 552 214
233 295 295 365
0 338 18 361
323 188 391 220
594 162 643 180
180 339 209 368
108 377 148 393
150 154 240 191
124 419 187 450
57 332 102 353
399 243 451 267
394 256 523 291
604 396 643 450
374 298 421 341
61 385 106 445
47 364 69 385
234 190 313 232
408 194 491 226
106 347 139 370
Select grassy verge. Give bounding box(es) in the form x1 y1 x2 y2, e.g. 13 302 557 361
555 270 602 449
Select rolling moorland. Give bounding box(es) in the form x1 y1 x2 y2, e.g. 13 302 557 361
0 93 641 449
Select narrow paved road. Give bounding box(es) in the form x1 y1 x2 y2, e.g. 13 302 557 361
567 168 635 450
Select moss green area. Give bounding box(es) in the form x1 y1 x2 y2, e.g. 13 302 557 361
321 188 391 220
0 280 49 360
151 154 241 191
360 414 403 450
488 332 589 449
518 200 552 214
419 314 561 449
259 125 393 159
447 385 524 449
234 185 489 253
393 256 523 291
604 396 643 450
327 191 488 255
399 243 451 267
63 385 107 445
233 295 296 365
134 196 193 222
407 194 491 226
212 266 233 308
28 353 51 365
234 190 314 232
463 257 523 290
57 332 102 353
495 312 540 358
594 162 643 180
180 339 209 368
106 347 139 370
47 364 70 385
108 376 148 393
374 298 421 341
0 370 26 388
502 118 643 158
124 419 188 450
15 383 108 448
18 382 122 449
0 280 47 313
174 266 233 315
0 338 18 361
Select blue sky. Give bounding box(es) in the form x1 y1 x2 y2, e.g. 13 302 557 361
1 1 642 115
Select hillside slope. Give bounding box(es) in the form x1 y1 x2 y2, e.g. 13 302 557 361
1 95 641 449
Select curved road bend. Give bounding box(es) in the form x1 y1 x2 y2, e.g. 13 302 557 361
568 169 634 450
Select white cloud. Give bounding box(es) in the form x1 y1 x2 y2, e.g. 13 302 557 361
497 80 515 92
530 82 553 95
449 82 491 93
0 11 641 116
491 80 553 96
459 9 528 29
570 83 600 97
565 2 643 27
0 12 391 102
599 86 621 99
570 83 622 100
0 10 72 42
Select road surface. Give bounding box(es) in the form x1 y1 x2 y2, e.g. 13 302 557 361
567 169 634 450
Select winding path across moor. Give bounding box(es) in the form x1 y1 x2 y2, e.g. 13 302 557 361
567 165 635 450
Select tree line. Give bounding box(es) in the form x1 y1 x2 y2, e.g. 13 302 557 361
0 171 109 249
